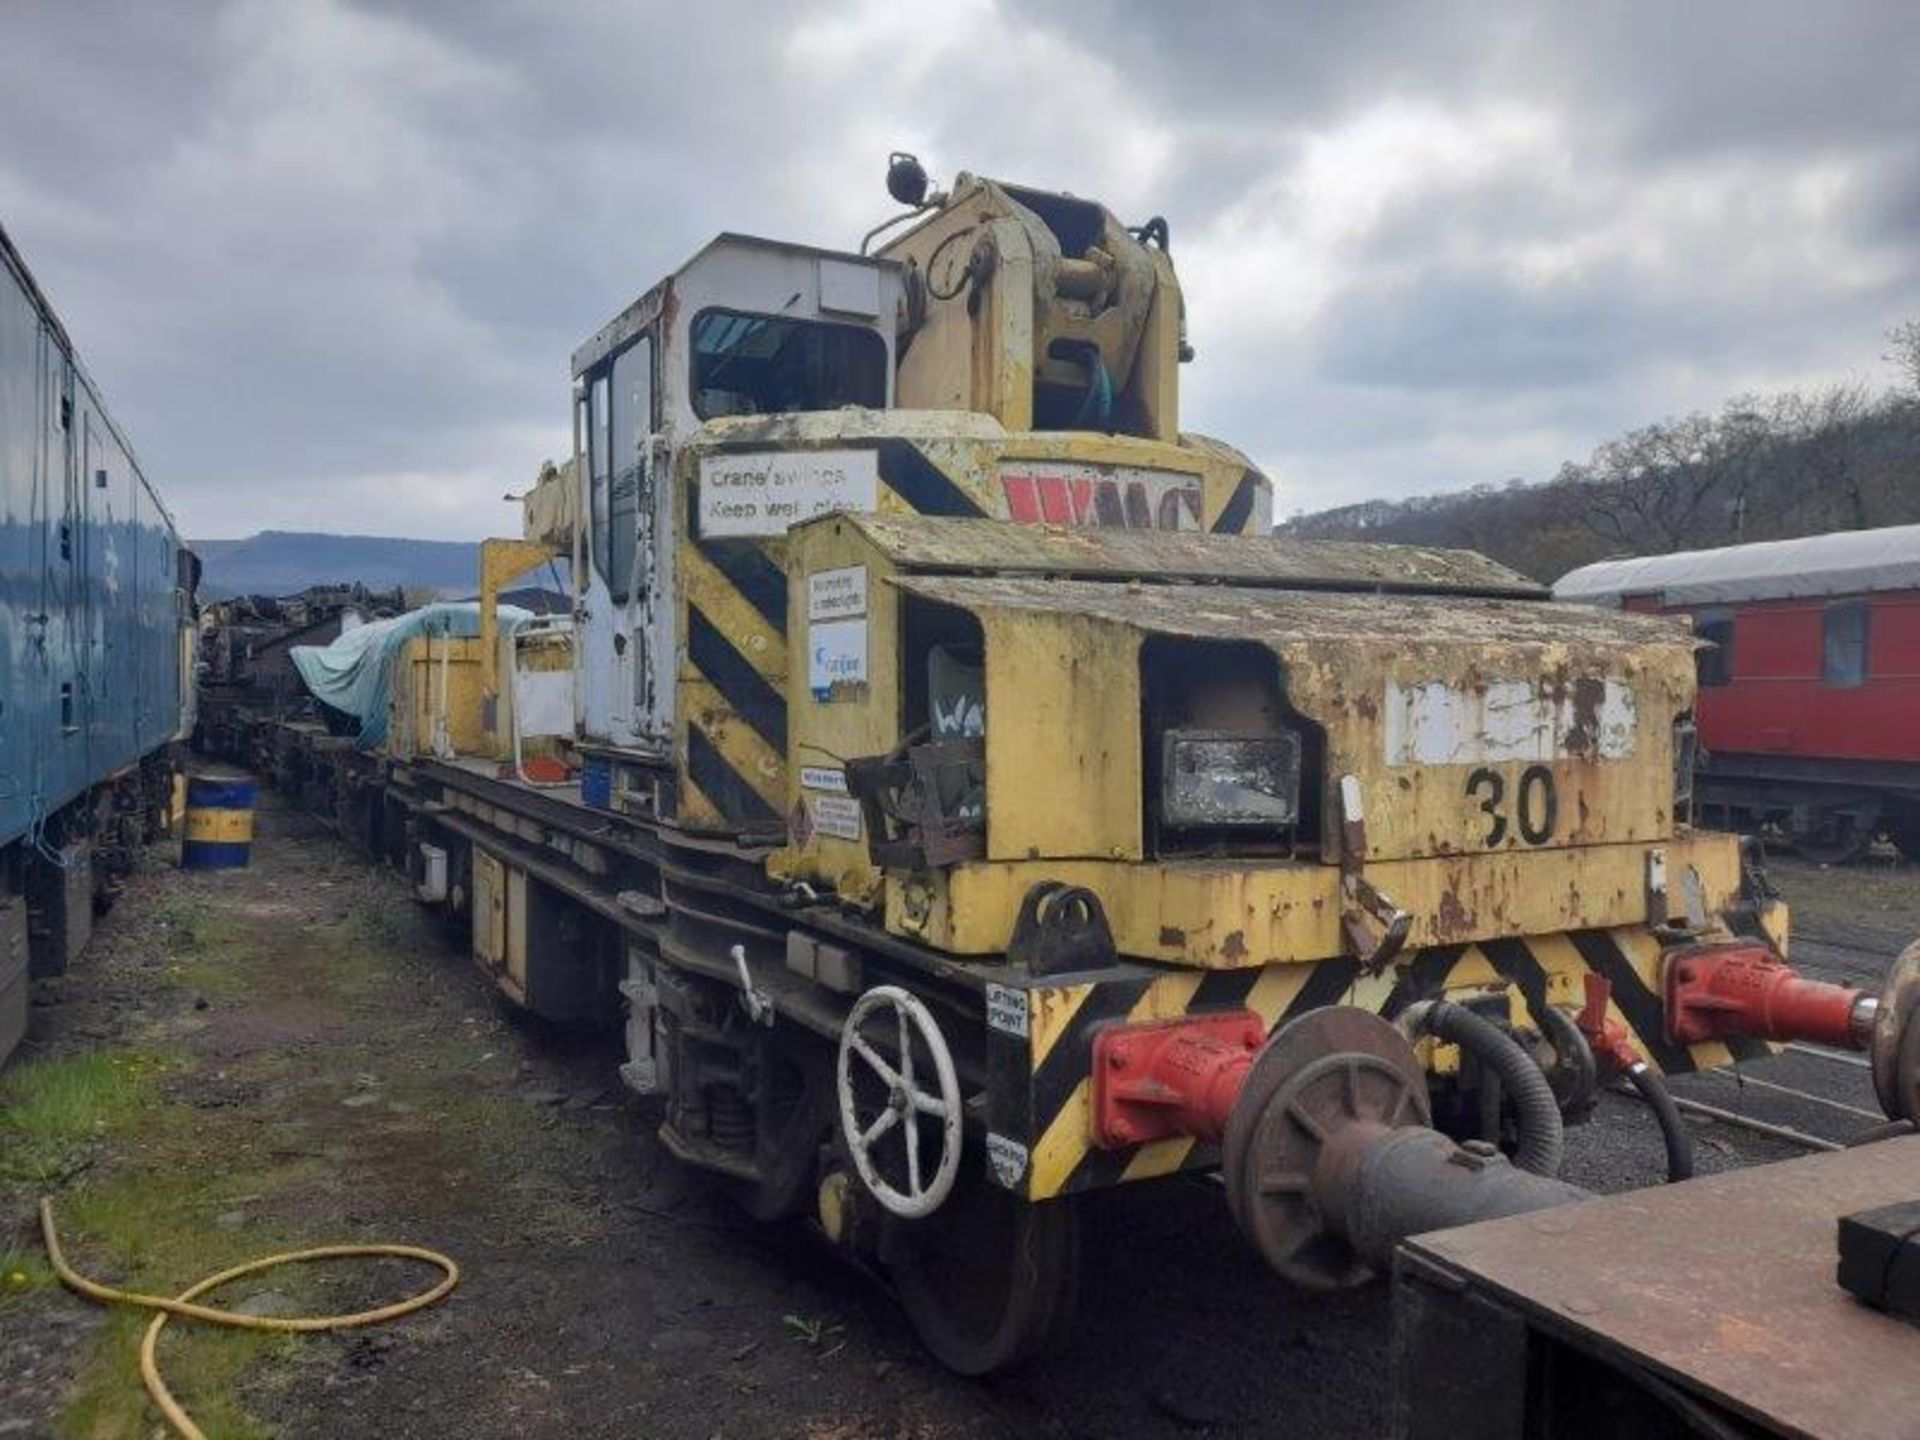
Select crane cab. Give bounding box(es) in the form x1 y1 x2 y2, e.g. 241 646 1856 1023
568 236 905 755
564 196 1272 837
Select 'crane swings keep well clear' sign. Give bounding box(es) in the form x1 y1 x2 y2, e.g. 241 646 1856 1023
696 449 880 538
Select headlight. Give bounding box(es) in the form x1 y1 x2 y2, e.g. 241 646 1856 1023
1161 729 1302 829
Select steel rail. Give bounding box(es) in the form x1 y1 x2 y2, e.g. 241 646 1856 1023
1783 1041 1872 1070
1695 1068 1886 1122
1613 1085 1845 1152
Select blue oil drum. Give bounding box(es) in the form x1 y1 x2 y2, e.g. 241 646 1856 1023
181 776 256 870
581 754 612 810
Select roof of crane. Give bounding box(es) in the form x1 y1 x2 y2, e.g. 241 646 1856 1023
891 574 1690 653
1554 523 1920 608
827 514 1546 598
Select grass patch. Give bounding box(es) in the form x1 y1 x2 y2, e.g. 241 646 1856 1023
37 1097 330 1440
15 826 497 1435
348 869 429 951
156 894 211 952
168 915 260 1005
58 1309 294 1440
0 1240 54 1305
2 1044 322 1437
0 1051 163 1186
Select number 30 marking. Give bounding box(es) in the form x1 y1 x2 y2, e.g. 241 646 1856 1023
1465 765 1557 847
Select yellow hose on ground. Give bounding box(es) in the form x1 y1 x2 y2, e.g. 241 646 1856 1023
39 1198 459 1440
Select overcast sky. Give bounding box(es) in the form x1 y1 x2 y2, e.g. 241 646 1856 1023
4 1 1915 540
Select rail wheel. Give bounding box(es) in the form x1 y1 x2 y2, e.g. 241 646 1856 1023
1792 809 1872 865
882 1178 1081 1375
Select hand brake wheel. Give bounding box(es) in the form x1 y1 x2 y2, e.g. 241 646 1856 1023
836 985 963 1219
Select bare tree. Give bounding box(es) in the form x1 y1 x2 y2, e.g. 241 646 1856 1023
1887 320 1920 394
1273 359 1920 580
1574 409 1753 553
1772 382 1876 530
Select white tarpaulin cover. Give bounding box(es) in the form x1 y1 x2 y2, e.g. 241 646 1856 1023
1555 523 1920 607
291 601 531 747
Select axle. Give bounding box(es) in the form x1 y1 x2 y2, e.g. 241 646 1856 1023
1333 1127 1588 1270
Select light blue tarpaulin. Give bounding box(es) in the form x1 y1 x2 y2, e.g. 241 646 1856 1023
290 602 532 748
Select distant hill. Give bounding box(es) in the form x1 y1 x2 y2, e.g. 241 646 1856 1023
191 531 482 599
1278 386 1920 582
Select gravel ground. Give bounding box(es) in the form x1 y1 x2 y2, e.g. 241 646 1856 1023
0 811 1909 1438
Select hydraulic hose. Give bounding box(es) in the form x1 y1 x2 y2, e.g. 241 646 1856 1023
40 1198 459 1440
1624 1062 1694 1183
1534 1001 1598 1116
1399 1000 1565 1176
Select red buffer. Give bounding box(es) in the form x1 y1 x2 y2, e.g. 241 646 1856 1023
1663 941 1875 1050
1090 1012 1267 1148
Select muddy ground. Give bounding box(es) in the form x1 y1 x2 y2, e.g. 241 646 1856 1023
1 801 1912 1439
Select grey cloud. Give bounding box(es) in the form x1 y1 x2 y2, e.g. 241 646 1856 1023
1314 267 1648 391
0 0 1914 540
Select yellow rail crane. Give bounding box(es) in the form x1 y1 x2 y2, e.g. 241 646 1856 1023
267 156 1920 1381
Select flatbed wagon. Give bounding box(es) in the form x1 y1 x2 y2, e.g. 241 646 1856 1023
205 159 1920 1412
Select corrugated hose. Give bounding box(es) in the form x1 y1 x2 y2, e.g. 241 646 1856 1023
39 1197 459 1440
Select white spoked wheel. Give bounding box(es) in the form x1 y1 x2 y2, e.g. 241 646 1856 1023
837 985 963 1219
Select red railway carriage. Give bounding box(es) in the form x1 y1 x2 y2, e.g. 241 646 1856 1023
1556 523 1920 861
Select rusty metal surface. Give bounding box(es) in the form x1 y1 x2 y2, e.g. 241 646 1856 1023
1871 942 1920 1123
901 571 1702 866
855 515 1544 596
1222 1007 1432 1289
892 573 1683 648
1406 1135 1920 1440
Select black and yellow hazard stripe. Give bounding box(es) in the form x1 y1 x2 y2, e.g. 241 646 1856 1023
1001 924 1766 1200
874 438 990 517
677 536 790 835
1209 466 1265 534
675 439 994 836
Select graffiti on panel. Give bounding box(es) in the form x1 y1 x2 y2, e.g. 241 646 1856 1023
998 462 1203 531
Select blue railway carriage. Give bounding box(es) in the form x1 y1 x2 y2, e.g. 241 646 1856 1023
0 223 195 1064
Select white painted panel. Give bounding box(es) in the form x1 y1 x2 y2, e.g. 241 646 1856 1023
818 258 882 317
1383 677 1638 765
698 449 880 538
513 666 573 738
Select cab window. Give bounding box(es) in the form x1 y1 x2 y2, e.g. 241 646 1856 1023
690 309 885 419
587 335 654 603
587 374 611 585
1822 599 1870 688
1693 611 1735 688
